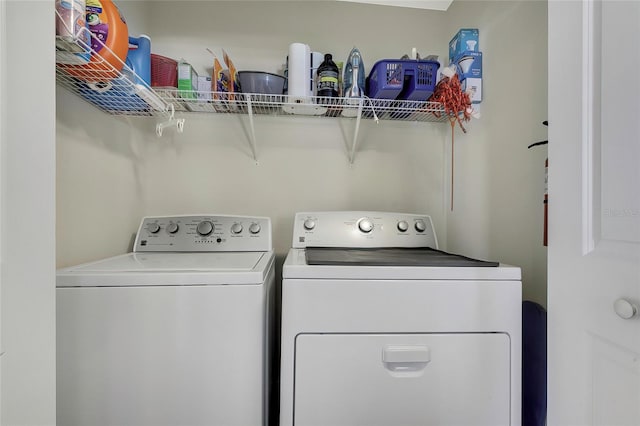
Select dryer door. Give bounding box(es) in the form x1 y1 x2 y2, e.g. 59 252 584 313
294 333 510 426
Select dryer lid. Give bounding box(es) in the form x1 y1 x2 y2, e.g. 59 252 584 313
305 247 499 267
283 248 521 281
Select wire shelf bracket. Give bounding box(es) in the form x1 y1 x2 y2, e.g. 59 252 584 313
245 95 259 163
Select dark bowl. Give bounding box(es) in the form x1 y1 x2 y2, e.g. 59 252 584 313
237 71 286 95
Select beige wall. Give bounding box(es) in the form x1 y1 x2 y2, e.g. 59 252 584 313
56 0 548 307
56 0 449 266
444 0 548 307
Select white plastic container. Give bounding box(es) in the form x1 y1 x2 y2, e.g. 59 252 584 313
55 0 91 64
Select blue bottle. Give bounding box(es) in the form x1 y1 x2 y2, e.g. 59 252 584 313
80 35 152 112
125 35 151 86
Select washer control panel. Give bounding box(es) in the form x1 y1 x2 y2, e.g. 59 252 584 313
134 215 272 252
292 211 438 249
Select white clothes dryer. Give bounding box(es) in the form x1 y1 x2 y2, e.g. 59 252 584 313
57 215 275 426
280 211 522 426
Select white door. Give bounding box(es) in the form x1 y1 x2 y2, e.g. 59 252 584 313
548 1 640 425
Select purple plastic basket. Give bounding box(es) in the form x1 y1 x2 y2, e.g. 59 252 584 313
367 59 440 100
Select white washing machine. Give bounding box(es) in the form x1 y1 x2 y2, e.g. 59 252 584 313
57 214 275 426
280 211 522 426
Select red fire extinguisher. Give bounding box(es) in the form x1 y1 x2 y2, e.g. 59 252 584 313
544 157 548 246
528 120 548 246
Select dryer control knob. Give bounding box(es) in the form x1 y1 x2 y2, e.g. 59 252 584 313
231 223 243 234
303 219 316 230
397 220 409 232
415 219 427 233
166 223 179 234
147 223 161 234
249 223 261 234
358 218 374 233
196 221 214 236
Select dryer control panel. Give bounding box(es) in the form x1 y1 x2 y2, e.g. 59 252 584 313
134 215 272 252
292 211 438 249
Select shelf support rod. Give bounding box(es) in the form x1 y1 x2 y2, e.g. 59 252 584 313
245 95 259 163
348 98 365 164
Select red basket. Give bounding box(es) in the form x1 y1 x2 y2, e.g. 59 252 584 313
151 54 178 87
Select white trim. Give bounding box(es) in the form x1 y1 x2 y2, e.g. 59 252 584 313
581 0 600 255
0 0 4 420
1 2 56 423
335 0 453 11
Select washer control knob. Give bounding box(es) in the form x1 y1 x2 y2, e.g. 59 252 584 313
303 219 316 231
415 219 427 233
166 223 179 234
249 223 261 235
147 223 161 234
397 220 409 232
358 218 374 233
231 223 243 234
196 221 214 236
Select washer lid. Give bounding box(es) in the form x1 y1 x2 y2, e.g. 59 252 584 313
57 251 274 287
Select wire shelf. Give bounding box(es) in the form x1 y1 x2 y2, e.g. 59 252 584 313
54 10 449 133
151 89 449 123
55 21 170 118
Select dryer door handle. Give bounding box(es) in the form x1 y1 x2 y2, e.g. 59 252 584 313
382 345 430 376
382 345 431 364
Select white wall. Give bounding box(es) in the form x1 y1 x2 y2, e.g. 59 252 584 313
2 1 56 425
57 89 148 265
56 0 548 309
444 0 548 307
56 0 450 267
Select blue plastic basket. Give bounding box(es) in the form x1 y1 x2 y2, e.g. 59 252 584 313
78 76 149 113
78 36 153 113
366 59 440 101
